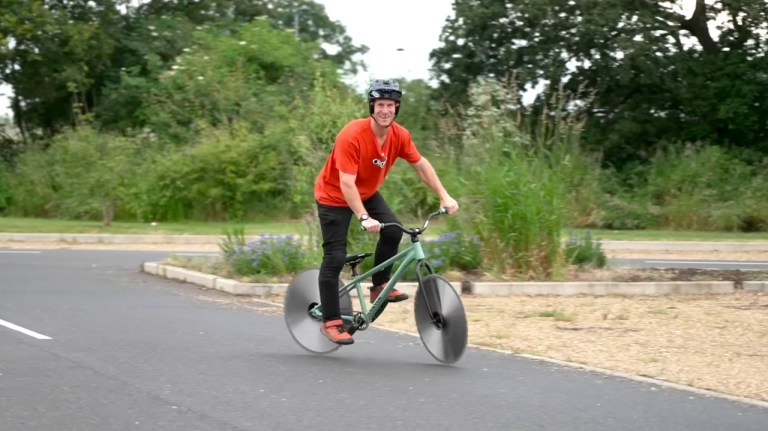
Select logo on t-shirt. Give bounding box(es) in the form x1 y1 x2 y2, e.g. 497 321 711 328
372 157 387 168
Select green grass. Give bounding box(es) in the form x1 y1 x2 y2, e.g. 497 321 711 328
0 215 455 236
0 217 309 235
527 309 575 322
3 216 768 241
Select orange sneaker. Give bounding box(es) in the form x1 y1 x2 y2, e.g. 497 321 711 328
320 319 354 345
369 284 409 303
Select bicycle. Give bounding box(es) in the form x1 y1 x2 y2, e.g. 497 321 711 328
283 208 468 364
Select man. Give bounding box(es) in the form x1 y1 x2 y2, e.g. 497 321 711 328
313 78 459 345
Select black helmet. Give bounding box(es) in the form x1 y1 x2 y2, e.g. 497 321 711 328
367 79 401 116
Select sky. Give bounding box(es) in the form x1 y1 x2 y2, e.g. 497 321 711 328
315 0 455 90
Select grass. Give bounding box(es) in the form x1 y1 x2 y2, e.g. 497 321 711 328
2 216 768 242
0 217 310 235
527 309 575 322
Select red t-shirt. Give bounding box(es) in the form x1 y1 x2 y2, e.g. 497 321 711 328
314 118 422 206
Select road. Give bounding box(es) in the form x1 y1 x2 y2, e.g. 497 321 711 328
1 249 767 431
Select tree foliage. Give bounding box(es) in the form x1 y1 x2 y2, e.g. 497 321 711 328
432 0 768 164
0 0 122 137
0 0 366 141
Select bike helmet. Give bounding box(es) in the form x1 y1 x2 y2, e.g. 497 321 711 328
367 79 402 116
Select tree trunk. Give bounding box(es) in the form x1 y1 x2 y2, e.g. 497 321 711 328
681 0 720 54
102 202 114 227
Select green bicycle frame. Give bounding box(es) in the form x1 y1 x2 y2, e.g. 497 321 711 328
309 240 428 325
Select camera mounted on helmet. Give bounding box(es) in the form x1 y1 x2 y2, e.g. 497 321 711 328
367 79 402 117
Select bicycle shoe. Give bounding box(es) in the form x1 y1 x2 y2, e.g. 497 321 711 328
320 319 354 345
369 284 409 303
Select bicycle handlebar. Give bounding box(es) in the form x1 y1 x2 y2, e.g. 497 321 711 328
359 208 448 234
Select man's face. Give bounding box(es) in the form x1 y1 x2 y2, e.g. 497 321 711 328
372 99 397 127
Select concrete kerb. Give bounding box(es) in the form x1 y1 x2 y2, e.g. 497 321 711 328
4 233 768 252
142 262 740 297
744 281 768 292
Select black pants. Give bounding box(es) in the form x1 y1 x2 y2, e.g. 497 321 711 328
317 192 403 321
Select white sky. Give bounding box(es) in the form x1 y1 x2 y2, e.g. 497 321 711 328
0 86 9 118
315 0 455 90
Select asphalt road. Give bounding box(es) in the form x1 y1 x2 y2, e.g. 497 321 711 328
1 250 767 431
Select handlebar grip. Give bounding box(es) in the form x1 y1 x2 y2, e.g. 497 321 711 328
361 222 386 232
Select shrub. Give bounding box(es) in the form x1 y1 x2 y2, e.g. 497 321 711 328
443 78 588 279
6 127 141 224
640 143 753 231
0 161 10 212
564 231 607 268
423 231 482 274
220 230 308 277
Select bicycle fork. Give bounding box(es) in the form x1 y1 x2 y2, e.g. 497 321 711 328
415 260 445 329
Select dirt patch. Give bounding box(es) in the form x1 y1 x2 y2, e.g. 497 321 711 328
369 291 768 403
565 267 768 285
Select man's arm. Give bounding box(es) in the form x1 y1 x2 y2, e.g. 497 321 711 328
410 157 459 214
339 171 381 232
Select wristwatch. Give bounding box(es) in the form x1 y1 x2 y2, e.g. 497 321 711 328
359 214 370 222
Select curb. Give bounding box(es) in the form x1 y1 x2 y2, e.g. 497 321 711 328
141 262 762 296
4 233 768 252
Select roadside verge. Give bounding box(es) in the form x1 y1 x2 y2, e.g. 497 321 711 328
141 261 768 296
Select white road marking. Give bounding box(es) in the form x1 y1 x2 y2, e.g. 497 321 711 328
0 319 52 340
0 250 42 254
175 252 218 257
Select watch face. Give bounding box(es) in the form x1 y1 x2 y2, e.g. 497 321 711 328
360 214 369 221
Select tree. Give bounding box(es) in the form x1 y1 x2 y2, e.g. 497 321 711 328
105 19 342 145
431 0 768 165
0 0 366 140
118 0 366 76
0 0 122 138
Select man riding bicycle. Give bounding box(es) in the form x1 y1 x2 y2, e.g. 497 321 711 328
313 78 459 345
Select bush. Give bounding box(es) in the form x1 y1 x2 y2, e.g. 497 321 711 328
443 78 584 279
423 231 482 274
598 195 656 230
639 143 754 231
220 230 308 277
6 127 141 224
564 231 607 268
0 162 10 212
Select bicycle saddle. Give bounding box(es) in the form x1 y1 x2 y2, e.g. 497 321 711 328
344 252 373 266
